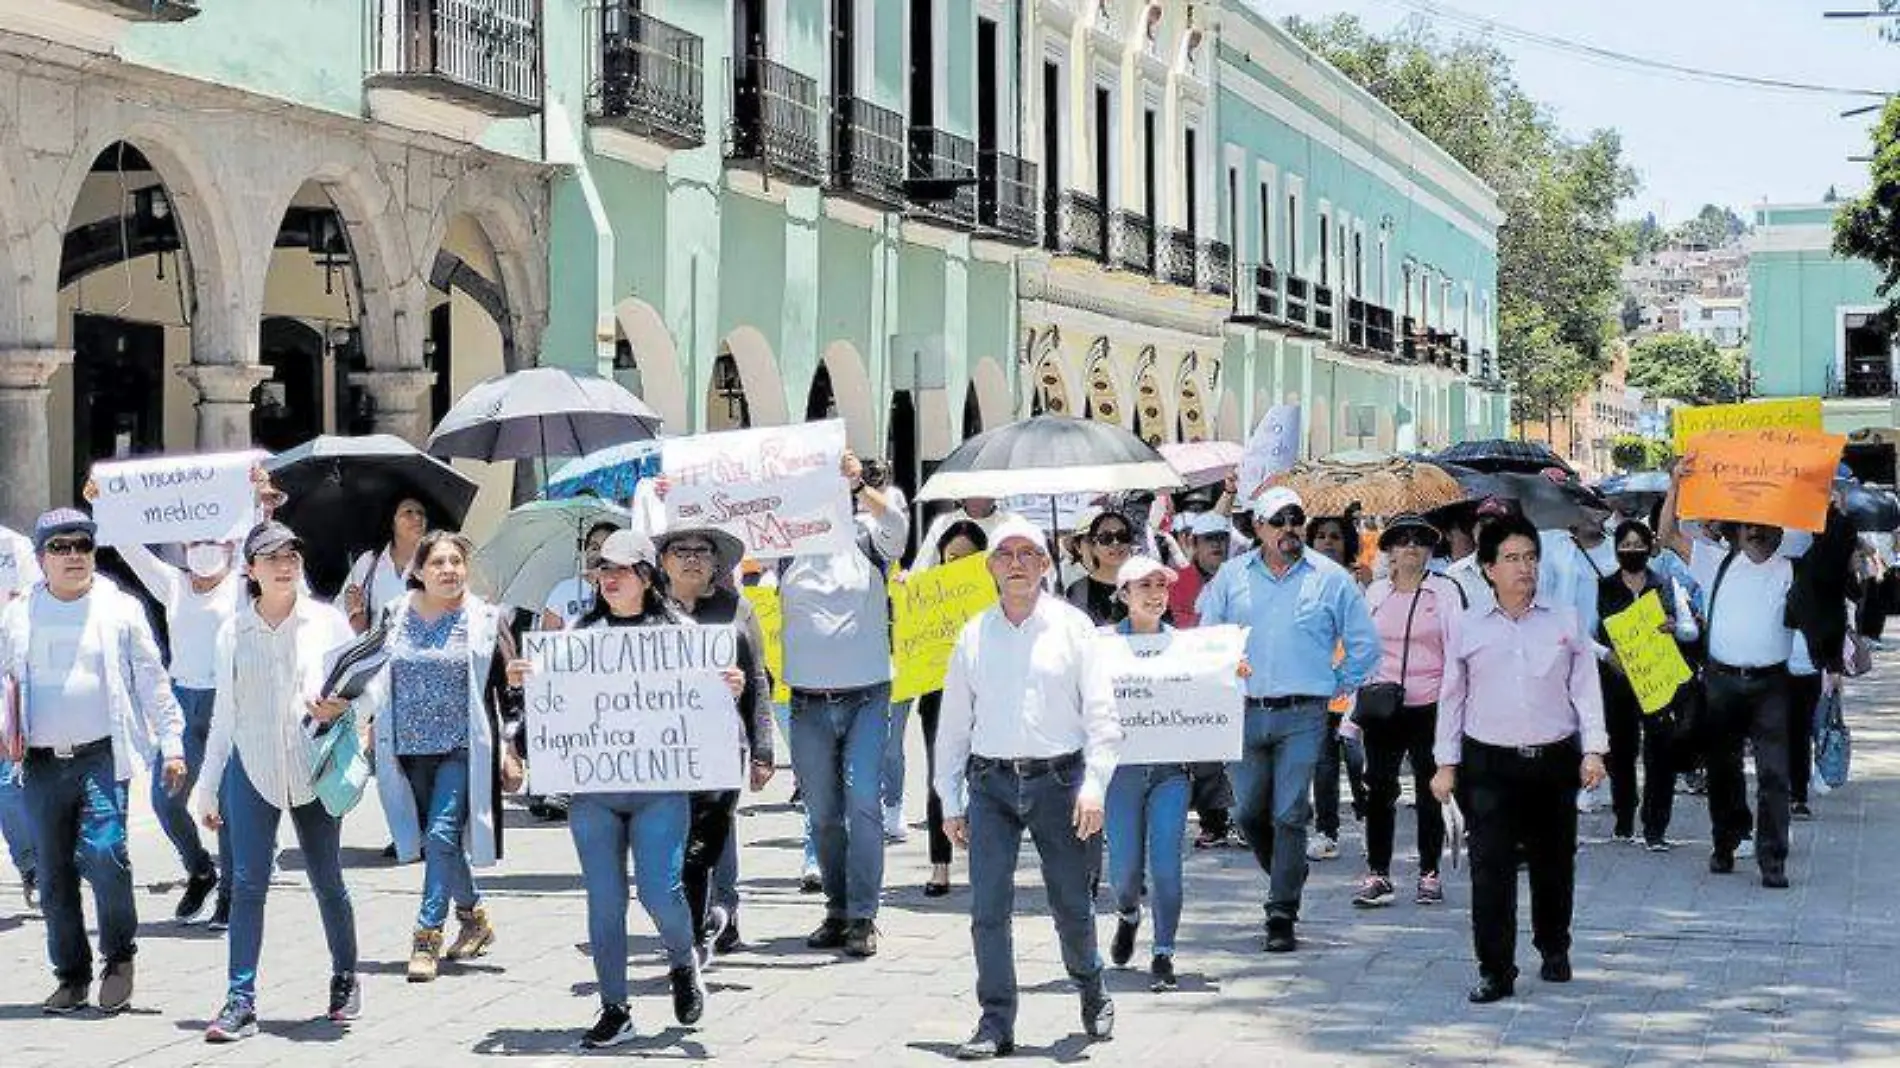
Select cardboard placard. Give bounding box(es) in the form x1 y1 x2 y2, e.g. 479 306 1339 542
89 451 257 547
890 553 998 702
740 584 790 704
1678 427 1845 532
1602 590 1692 714
662 421 855 560
1671 397 1821 452
1093 625 1248 765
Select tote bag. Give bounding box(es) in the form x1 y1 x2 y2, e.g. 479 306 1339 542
308 706 373 818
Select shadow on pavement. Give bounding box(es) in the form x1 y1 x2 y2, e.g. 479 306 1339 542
474 1025 707 1058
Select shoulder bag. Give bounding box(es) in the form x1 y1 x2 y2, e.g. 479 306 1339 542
1355 587 1423 725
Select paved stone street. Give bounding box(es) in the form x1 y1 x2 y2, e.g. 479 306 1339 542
4 666 1900 1067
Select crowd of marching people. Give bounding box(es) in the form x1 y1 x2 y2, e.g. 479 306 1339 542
0 431 1875 1056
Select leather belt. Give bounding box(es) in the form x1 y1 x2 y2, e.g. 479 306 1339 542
1468 735 1579 761
1247 695 1323 710
1706 661 1786 681
969 751 1083 778
791 684 883 702
24 736 112 762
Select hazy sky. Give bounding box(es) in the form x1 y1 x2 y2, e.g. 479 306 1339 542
1253 0 1898 224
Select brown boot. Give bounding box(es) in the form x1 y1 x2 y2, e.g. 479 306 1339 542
445 905 495 961
407 927 443 983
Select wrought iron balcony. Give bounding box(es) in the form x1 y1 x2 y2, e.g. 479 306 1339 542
1284 274 1312 328
831 96 907 208
1159 228 1196 287
587 4 703 148
1109 211 1154 275
369 0 543 117
977 150 1038 245
1231 263 1282 324
1400 317 1421 363
1056 190 1106 261
730 55 823 185
1367 302 1397 355
1830 369 1898 399
1200 239 1232 297
1313 283 1335 334
908 126 978 226
74 0 200 19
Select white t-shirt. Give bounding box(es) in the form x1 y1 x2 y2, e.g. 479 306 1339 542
543 576 595 627
1690 538 1795 669
0 526 39 603
25 590 112 748
118 541 242 690
345 548 411 622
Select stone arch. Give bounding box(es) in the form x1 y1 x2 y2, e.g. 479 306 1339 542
715 325 788 427
290 157 412 372
614 297 687 432
968 355 1012 432
817 339 877 451
425 169 549 368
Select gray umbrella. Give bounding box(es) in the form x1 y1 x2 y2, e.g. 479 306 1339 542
916 416 1182 501
426 367 664 462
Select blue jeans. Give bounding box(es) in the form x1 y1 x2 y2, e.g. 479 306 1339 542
882 699 913 810
789 683 891 920
0 758 35 884
569 791 695 1007
23 747 137 983
1229 701 1330 922
152 685 227 884
400 752 477 930
224 754 356 1005
773 703 819 871
967 755 1104 1040
1104 764 1191 957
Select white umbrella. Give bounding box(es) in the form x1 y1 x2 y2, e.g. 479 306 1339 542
472 498 629 609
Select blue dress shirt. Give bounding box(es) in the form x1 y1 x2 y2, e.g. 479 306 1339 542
1194 549 1380 700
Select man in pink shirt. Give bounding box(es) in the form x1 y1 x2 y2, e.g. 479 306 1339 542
1431 513 1608 1005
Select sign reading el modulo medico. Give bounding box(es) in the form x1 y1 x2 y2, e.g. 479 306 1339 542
89 451 258 548
1091 625 1248 765
522 625 745 793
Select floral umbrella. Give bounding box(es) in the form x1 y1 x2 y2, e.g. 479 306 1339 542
1264 450 1465 518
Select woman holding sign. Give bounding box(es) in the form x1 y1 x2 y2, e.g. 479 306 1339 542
194 522 360 1041
355 531 524 983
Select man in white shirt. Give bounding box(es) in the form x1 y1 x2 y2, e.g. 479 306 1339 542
1445 498 1511 614
1661 472 1797 888
937 517 1121 1059
0 523 40 911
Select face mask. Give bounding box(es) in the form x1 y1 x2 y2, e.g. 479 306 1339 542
1616 550 1649 574
185 544 227 579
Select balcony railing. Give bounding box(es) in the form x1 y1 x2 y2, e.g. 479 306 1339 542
369 0 543 116
831 96 907 207
76 0 200 20
1159 228 1196 287
977 151 1038 245
587 4 703 147
1400 317 1421 363
1313 283 1335 334
908 126 978 226
1832 370 1898 399
1200 239 1232 296
1231 263 1282 324
1109 211 1154 275
730 55 823 185
1056 190 1106 261
1285 274 1312 328
1367 303 1396 355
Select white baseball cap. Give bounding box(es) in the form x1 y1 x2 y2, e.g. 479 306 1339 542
1253 486 1305 522
1184 511 1232 538
989 516 1050 556
1115 555 1178 590
596 529 656 568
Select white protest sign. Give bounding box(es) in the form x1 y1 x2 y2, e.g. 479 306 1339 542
89 451 257 548
662 420 855 560
1094 625 1247 765
1237 405 1302 503
522 624 746 793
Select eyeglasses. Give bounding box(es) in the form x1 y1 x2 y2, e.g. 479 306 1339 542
1263 509 1307 530
43 539 94 556
1388 532 1431 548
665 544 715 561
992 548 1045 568
1090 530 1133 547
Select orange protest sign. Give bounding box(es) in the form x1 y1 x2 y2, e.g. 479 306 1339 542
1677 427 1845 532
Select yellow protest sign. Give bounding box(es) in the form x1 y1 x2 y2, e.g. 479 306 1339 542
890 552 999 703
1602 590 1692 714
1671 397 1821 452
740 584 790 704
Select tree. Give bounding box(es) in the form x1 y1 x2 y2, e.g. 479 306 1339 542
1621 213 1665 259
1285 15 1638 429
1626 333 1745 405
1676 203 1747 248
1611 434 1671 472
1836 98 1900 333
1619 294 1642 334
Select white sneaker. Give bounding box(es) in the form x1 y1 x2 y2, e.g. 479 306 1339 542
1306 834 1340 861
883 804 908 843
1735 838 1756 860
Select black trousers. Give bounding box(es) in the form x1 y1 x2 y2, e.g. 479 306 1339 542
1601 666 1676 842
1856 586 1887 640
1786 672 1823 807
1188 762 1234 836
1458 737 1580 982
1312 712 1367 839
916 692 954 867
1361 704 1443 875
683 789 740 936
1702 666 1792 875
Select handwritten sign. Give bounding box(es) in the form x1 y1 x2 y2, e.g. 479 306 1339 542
662 421 854 560
89 451 256 547
741 585 790 704
1093 625 1248 764
890 553 999 702
1672 397 1821 452
1602 590 1692 714
1678 427 1845 532
521 625 745 793
1239 405 1302 501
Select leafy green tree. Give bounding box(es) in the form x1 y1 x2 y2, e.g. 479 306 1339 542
1627 333 1744 405
1619 294 1643 334
1611 434 1671 472
1676 204 1747 248
1621 213 1665 259
1285 15 1637 431
1836 98 1900 331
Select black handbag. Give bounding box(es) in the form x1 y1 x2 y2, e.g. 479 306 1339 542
1355 587 1422 725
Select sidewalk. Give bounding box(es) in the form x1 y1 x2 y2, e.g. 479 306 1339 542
2 663 1897 1066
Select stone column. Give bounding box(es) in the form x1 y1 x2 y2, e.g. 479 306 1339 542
346 369 437 444
179 363 275 453
0 348 72 531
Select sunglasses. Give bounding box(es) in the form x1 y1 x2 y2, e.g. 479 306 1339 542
43 538 94 556
1090 530 1134 547
1387 532 1432 548
1263 509 1307 530
665 544 715 561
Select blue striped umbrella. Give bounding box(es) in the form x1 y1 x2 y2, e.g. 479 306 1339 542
545 440 663 501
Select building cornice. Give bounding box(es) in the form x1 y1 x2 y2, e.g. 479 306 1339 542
1019 257 1230 338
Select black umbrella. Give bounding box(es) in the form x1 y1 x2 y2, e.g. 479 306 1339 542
1436 439 1576 477
265 435 478 596
1493 470 1610 531
1841 483 1900 533
916 416 1183 502
426 367 663 463
1434 460 1513 503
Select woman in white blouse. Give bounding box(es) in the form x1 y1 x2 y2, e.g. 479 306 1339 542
194 521 360 1043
